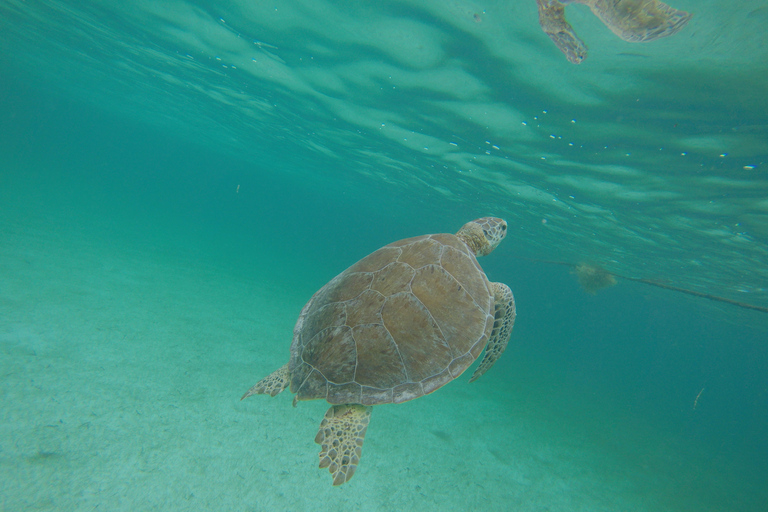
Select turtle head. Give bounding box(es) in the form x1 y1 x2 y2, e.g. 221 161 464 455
456 217 507 257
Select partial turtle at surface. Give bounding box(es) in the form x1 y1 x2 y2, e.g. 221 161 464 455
242 217 516 485
537 0 693 64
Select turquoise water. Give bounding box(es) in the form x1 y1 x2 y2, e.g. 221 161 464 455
1 1 767 510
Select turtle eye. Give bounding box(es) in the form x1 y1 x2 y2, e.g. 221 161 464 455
501 224 507 231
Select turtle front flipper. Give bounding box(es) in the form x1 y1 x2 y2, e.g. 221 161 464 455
469 282 516 383
241 363 289 399
315 404 372 485
537 0 588 64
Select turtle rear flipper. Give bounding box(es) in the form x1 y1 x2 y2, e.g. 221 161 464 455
469 282 516 382
586 0 693 43
241 363 289 399
315 404 372 485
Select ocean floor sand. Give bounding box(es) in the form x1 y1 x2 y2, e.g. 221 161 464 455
0 214 744 512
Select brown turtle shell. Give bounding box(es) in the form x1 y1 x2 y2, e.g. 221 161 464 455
288 233 495 406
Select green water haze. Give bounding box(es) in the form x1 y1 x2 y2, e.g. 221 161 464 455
1 1 767 511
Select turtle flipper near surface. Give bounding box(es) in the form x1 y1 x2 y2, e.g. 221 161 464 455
537 0 692 63
584 0 692 43
537 0 588 64
469 282 516 383
315 404 372 485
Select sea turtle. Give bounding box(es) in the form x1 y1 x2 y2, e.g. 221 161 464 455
242 217 516 485
537 0 693 64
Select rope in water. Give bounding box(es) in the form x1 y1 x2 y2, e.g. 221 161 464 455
519 258 768 314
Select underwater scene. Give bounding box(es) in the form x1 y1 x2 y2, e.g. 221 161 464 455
1 0 767 510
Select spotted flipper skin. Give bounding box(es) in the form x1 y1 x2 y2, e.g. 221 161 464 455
315 404 372 485
470 282 516 382
241 363 289 400
537 0 589 64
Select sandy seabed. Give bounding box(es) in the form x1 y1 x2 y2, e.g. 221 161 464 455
0 214 733 512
